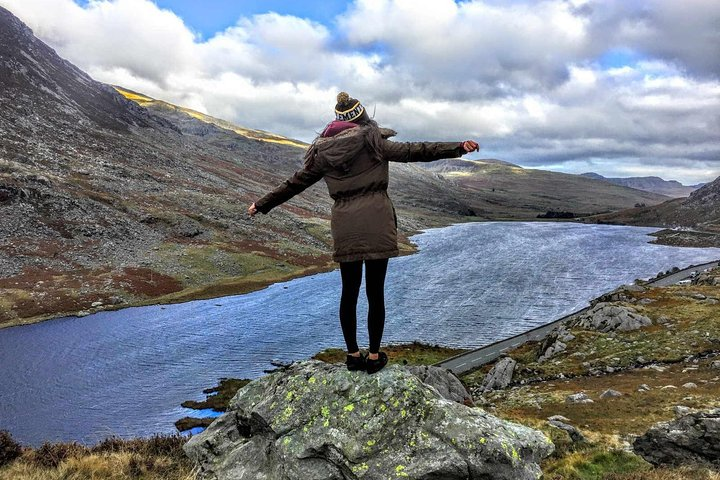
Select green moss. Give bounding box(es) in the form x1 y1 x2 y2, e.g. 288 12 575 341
545 450 650 480
312 341 469 366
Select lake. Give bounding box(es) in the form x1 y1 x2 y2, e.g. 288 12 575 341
1 222 719 446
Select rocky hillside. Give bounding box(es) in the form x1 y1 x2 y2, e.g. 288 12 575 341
582 173 702 198
462 266 720 478
588 176 720 246
422 159 668 219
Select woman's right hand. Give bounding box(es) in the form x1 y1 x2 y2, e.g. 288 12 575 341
248 203 258 217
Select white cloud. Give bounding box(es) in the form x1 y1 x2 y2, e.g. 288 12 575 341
0 0 718 184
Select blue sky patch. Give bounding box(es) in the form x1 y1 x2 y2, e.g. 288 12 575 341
598 48 642 69
75 0 352 38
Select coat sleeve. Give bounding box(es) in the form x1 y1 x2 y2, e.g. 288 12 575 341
381 140 465 163
254 157 324 214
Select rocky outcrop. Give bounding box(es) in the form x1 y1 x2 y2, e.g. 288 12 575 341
692 267 720 286
572 302 652 332
481 357 516 392
633 409 720 467
537 326 575 362
406 365 473 406
593 284 646 304
184 360 553 480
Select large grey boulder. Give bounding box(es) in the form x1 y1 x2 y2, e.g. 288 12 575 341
184 360 553 480
633 409 720 467
572 302 652 332
406 365 473 406
481 357 517 392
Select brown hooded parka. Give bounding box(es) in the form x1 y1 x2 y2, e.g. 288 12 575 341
254 124 464 263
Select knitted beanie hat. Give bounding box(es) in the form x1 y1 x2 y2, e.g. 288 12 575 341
334 91 369 123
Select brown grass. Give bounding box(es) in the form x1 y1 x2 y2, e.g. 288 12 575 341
0 434 195 480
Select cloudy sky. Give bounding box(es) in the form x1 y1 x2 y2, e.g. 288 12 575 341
2 0 719 184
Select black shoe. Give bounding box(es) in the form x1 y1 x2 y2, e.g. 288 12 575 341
365 352 388 374
346 353 366 371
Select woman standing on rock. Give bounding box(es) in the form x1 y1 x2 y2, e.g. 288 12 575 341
248 92 479 374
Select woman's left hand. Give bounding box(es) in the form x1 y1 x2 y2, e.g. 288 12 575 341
248 203 258 217
462 140 480 153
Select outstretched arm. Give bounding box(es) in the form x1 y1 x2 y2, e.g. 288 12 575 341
249 161 324 216
382 139 479 163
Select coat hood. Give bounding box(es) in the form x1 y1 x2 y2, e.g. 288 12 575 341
306 125 397 173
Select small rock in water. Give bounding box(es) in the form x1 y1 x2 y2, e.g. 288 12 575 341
76 310 91 317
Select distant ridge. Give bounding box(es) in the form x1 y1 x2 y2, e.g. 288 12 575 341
581 172 702 198
590 175 720 235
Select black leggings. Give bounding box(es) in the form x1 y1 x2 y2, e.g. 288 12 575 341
339 258 389 354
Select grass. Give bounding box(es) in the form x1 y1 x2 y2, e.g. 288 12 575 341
544 448 651 480
312 341 469 366
0 434 195 480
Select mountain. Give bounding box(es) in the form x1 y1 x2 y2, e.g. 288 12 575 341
422 159 668 218
587 176 720 246
0 5 677 327
581 173 702 198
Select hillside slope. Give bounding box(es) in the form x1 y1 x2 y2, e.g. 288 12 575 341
581 173 701 198
588 176 720 246
423 159 668 219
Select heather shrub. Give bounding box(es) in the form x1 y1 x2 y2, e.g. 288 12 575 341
0 430 22 467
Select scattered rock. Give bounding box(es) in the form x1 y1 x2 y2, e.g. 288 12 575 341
548 420 586 443
682 383 698 389
646 365 666 372
547 415 571 423
600 389 623 399
91 301 103 307
633 409 720 467
566 393 594 404
638 384 651 392
573 302 652 332
481 357 516 393
711 361 720 369
674 406 692 417
537 326 575 362
184 360 554 480
660 385 677 390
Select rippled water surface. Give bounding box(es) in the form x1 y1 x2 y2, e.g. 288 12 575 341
1 222 719 445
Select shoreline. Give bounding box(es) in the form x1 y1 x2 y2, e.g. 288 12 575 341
1 219 716 331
